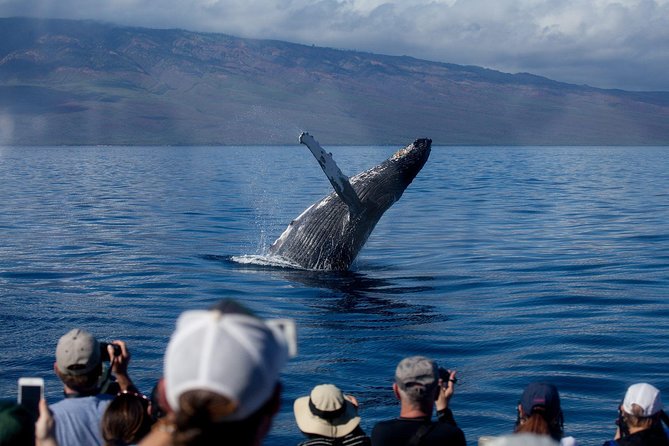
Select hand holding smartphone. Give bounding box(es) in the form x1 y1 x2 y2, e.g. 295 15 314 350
18 377 44 421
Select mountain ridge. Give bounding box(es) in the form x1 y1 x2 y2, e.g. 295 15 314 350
1 17 668 145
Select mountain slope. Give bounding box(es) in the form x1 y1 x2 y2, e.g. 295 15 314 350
1 17 668 145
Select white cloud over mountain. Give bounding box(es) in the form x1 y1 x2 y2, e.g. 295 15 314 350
1 0 668 91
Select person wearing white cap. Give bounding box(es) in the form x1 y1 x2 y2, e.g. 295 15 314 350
138 299 295 446
293 384 371 445
603 383 669 446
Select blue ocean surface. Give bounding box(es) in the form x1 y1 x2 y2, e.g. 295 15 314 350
1 145 669 445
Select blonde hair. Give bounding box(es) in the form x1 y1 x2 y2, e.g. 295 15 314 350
623 404 655 430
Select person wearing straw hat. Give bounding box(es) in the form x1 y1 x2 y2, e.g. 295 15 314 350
294 384 371 445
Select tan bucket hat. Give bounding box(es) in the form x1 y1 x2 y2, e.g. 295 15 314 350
293 384 361 438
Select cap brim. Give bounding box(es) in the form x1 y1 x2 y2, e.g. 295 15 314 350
293 396 360 438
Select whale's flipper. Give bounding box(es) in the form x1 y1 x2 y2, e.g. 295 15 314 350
299 132 363 215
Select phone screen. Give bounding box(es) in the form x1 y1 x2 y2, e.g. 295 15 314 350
19 382 42 420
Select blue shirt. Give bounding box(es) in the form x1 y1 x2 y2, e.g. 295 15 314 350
50 394 113 446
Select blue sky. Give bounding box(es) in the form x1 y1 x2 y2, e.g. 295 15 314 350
1 0 668 91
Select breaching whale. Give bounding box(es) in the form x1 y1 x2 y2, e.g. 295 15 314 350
268 132 431 271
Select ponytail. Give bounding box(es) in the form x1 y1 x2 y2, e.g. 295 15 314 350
515 406 564 442
173 390 244 446
172 389 276 446
516 412 551 436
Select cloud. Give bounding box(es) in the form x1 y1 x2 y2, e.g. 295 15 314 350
1 0 668 90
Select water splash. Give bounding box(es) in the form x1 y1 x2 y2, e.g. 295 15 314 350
230 254 304 270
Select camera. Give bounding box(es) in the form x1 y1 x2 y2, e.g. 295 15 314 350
438 367 457 384
100 342 122 361
616 408 630 437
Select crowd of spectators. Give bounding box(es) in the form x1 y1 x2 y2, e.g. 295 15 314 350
2 299 668 446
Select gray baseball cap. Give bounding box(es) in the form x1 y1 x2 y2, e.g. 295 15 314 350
56 329 101 376
395 356 438 397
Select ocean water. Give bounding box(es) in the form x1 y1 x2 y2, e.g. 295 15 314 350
1 144 668 446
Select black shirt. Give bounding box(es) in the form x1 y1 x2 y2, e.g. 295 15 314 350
606 426 669 446
371 409 466 446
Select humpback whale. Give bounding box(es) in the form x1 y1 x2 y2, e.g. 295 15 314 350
268 133 431 271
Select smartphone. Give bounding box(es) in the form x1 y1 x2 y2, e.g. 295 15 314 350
18 377 44 421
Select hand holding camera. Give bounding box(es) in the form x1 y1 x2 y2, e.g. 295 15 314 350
436 367 458 411
438 367 457 385
99 340 132 380
100 339 135 393
100 342 122 362
614 406 630 440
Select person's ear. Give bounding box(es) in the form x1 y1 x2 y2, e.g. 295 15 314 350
53 362 63 379
517 404 530 421
392 383 401 400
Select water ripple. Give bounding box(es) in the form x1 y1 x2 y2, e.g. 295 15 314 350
1 145 669 446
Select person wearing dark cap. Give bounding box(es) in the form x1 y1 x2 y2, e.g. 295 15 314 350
603 383 669 446
371 355 465 446
514 383 577 446
293 384 371 445
50 328 135 446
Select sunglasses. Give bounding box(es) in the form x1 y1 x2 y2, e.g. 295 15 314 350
117 390 151 409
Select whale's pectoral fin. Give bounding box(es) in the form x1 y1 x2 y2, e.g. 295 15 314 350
299 132 363 215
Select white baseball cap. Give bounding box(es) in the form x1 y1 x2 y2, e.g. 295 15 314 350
622 383 663 417
164 303 294 421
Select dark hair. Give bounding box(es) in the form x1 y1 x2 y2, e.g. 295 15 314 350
173 387 280 446
0 400 34 445
56 363 102 394
101 392 153 446
208 299 256 316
